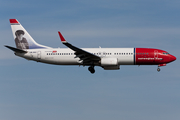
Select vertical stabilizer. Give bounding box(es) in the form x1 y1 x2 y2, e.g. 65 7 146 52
10 19 50 49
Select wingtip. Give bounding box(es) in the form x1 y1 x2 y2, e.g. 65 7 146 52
58 31 67 43
4 45 8 48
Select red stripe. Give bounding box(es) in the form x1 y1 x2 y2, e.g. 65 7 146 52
9 19 18 23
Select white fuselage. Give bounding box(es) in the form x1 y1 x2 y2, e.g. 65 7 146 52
16 48 135 66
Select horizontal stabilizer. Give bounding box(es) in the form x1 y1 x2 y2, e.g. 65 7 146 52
4 45 27 53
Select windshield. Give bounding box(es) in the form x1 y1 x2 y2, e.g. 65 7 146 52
163 52 169 55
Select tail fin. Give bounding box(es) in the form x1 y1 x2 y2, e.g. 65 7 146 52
10 19 50 49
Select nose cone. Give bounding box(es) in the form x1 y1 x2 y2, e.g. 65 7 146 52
170 55 176 62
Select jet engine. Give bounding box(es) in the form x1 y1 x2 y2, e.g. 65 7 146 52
101 58 120 70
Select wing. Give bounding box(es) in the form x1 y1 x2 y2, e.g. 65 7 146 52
58 31 101 65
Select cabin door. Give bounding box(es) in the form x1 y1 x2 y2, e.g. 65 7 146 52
37 51 41 59
154 50 158 60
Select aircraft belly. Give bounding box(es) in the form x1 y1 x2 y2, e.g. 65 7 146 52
55 56 79 65
118 56 134 65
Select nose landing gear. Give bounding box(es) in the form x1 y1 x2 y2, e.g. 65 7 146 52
88 66 95 74
157 64 166 72
157 67 160 72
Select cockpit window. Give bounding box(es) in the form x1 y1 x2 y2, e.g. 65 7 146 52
163 52 169 55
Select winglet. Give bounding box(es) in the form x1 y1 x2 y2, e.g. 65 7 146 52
58 31 67 43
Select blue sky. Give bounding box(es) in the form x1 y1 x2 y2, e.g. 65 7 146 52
0 0 180 120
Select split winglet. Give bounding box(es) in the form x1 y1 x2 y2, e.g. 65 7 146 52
58 31 67 43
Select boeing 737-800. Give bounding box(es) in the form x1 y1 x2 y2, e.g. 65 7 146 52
5 19 176 74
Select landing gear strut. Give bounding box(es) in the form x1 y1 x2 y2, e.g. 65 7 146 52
157 67 160 72
88 66 95 74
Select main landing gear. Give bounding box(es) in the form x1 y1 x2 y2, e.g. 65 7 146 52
88 66 95 74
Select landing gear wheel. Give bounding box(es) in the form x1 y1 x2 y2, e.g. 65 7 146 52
157 68 160 72
88 66 95 74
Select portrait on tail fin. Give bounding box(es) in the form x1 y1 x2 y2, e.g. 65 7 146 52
15 30 29 49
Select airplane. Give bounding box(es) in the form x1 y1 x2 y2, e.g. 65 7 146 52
5 19 176 74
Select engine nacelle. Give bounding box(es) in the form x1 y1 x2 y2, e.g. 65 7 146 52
101 58 118 66
101 58 120 70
